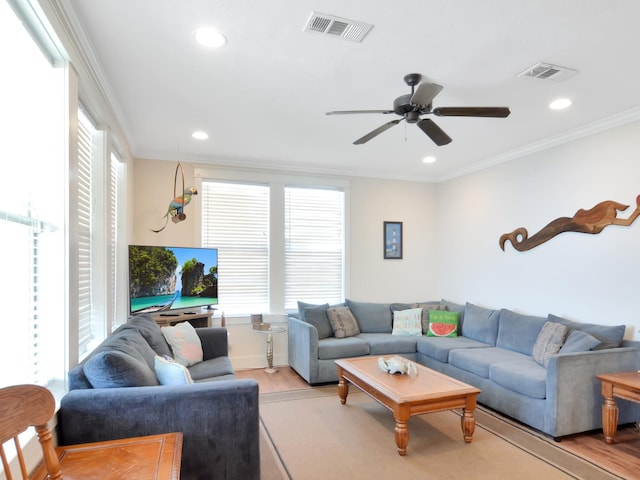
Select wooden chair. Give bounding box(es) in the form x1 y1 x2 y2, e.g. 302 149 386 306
0 384 62 480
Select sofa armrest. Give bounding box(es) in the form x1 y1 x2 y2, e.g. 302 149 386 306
58 379 259 480
196 326 228 359
546 347 640 437
287 316 319 384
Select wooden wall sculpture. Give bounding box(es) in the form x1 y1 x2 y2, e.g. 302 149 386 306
500 195 640 252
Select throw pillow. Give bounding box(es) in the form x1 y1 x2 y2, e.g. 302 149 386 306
415 303 448 335
126 313 173 357
301 304 333 339
326 306 360 339
161 321 204 367
84 350 159 388
154 355 193 385
532 322 569 367
558 330 601 353
392 308 423 336
427 310 459 337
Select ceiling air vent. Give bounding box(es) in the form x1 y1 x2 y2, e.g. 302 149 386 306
518 62 578 82
303 12 373 42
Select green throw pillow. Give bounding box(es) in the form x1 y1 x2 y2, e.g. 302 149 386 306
427 310 459 337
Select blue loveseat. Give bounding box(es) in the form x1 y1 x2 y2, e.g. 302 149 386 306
288 299 640 438
59 314 260 480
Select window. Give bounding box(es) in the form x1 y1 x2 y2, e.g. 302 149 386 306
202 182 270 314
77 111 126 357
77 110 95 356
0 0 65 388
284 187 344 308
201 177 345 315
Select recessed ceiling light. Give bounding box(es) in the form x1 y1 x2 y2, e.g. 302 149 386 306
194 28 227 48
192 131 209 140
422 156 437 164
549 98 572 110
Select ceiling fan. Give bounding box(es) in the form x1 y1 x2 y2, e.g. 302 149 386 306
326 73 510 146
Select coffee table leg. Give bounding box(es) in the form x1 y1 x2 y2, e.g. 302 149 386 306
461 395 477 443
601 381 618 444
394 419 409 456
338 371 349 405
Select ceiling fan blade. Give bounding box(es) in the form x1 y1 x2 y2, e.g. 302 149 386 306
410 82 443 107
417 118 452 146
326 110 394 115
353 119 402 145
432 107 511 118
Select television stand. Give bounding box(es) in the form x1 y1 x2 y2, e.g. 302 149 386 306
151 309 212 328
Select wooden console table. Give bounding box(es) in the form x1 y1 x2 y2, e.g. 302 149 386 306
31 432 183 480
597 371 640 444
152 309 213 328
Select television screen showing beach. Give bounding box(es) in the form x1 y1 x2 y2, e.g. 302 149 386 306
128 245 218 313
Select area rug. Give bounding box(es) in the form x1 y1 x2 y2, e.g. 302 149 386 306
259 386 622 480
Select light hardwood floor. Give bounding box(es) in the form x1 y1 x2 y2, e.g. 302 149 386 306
238 366 640 478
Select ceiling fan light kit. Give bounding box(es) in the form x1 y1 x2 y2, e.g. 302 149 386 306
327 73 511 146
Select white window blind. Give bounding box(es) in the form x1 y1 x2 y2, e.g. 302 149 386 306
202 181 270 314
108 153 122 328
77 111 94 355
284 187 344 308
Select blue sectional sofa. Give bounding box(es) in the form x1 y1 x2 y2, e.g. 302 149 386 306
59 314 260 480
288 299 640 438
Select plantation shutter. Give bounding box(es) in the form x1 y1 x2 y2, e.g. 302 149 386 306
201 181 269 314
108 153 122 328
284 187 344 308
77 110 94 355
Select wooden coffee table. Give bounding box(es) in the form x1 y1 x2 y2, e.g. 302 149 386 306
336 356 480 456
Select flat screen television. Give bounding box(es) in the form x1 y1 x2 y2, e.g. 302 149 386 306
128 245 218 314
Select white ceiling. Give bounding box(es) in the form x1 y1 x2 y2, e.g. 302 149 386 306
64 0 640 182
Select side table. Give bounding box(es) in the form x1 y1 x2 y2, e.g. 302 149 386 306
597 371 640 443
253 326 286 373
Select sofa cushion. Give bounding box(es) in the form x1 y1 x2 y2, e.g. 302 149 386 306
345 299 392 333
427 310 459 337
391 308 423 336
84 350 159 388
301 304 333 339
161 322 204 366
126 313 173 357
416 336 491 363
532 322 569 367
449 347 530 379
548 314 625 349
357 333 417 355
154 355 193 385
489 360 547 399
460 303 500 346
497 309 549 356
327 306 361 338
318 337 370 360
558 330 601 353
188 356 235 381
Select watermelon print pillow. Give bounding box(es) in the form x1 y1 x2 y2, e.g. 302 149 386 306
427 310 459 337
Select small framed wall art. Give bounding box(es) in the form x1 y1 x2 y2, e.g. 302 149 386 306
383 221 403 259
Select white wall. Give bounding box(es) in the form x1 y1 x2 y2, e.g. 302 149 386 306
349 177 439 302
437 120 640 339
